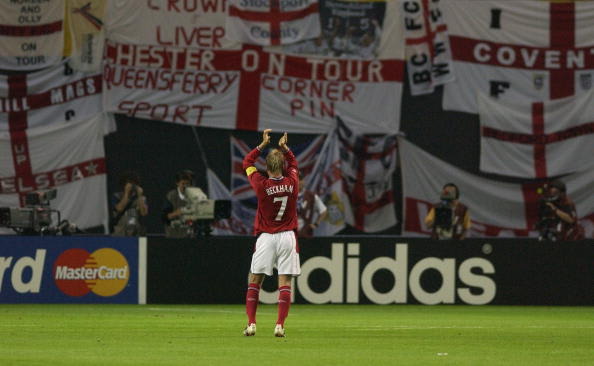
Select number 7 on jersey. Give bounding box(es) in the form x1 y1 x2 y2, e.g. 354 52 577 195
273 196 288 220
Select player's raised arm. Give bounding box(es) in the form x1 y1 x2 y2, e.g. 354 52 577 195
243 129 272 175
279 132 298 179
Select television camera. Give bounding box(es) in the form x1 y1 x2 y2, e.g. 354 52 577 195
0 189 77 236
176 187 231 237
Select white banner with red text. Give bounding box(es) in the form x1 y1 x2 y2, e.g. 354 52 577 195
479 91 594 179
0 60 105 132
442 0 594 113
400 137 594 238
402 0 454 95
103 41 403 133
0 114 109 230
105 0 238 50
226 0 320 46
0 0 65 70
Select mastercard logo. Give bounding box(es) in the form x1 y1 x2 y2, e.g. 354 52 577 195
53 248 130 297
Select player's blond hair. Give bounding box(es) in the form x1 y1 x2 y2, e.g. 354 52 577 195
266 149 285 175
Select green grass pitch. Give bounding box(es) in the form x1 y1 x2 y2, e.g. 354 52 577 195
0 305 592 365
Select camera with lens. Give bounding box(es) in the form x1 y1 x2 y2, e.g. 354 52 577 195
0 189 75 236
434 189 456 229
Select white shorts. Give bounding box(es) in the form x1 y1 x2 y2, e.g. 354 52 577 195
250 231 301 276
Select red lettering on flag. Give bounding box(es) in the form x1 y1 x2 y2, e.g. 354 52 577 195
0 21 62 37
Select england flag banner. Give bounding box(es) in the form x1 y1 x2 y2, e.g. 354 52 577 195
443 1 594 113
0 60 104 132
67 0 107 72
105 0 238 49
400 138 594 238
0 114 109 231
334 118 398 232
479 91 594 179
0 0 65 70
226 0 320 46
402 0 454 95
103 41 403 133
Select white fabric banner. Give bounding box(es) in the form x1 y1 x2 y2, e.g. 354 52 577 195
306 125 351 235
400 137 594 238
479 91 594 179
402 0 454 95
443 1 594 113
0 0 65 70
105 0 238 49
226 0 320 46
0 60 105 132
0 114 109 231
67 0 107 72
103 41 403 133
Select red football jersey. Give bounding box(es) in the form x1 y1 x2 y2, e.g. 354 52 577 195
243 147 299 235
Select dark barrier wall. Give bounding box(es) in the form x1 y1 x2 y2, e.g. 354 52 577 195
147 237 594 305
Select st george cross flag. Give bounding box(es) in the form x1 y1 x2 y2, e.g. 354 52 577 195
226 0 320 46
479 91 594 179
336 118 398 232
0 60 104 132
400 137 594 238
66 0 107 72
443 1 594 113
0 0 65 70
402 0 454 95
104 41 403 134
0 114 109 231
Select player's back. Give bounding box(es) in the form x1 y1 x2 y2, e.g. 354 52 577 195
254 174 298 234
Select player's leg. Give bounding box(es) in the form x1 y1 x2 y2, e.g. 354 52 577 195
244 233 275 336
274 231 301 337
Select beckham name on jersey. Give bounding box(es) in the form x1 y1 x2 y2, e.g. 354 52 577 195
265 184 294 196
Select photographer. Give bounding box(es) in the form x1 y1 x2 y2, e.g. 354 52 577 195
537 180 584 241
162 170 208 238
424 183 471 240
111 171 148 236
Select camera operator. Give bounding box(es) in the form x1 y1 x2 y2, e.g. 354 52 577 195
111 171 148 236
537 180 584 241
162 170 208 238
424 183 471 240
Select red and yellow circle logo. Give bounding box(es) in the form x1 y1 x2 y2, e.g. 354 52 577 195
53 248 130 297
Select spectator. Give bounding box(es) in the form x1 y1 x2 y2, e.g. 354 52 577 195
297 174 328 238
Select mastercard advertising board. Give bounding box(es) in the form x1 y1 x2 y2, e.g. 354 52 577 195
0 237 146 304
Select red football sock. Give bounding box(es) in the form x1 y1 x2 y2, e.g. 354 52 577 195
245 283 260 324
277 286 291 326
